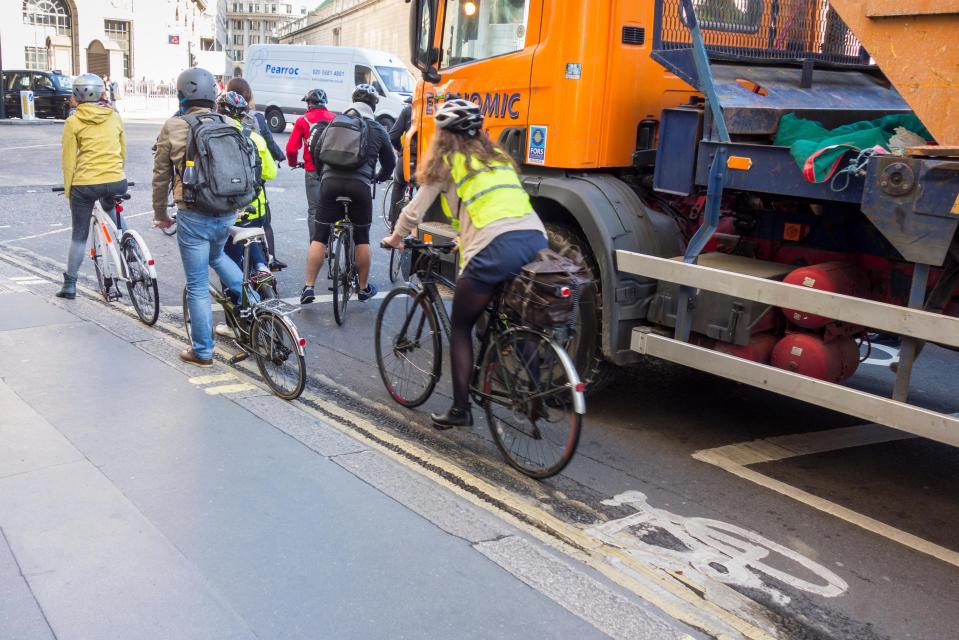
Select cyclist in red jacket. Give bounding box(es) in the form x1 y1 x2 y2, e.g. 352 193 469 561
286 88 334 241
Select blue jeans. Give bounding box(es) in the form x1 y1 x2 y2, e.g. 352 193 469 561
177 210 244 360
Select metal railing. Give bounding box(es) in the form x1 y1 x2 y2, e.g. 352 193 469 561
655 0 870 67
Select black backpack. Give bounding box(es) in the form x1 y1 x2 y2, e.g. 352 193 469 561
306 118 331 168
317 109 370 170
181 112 260 214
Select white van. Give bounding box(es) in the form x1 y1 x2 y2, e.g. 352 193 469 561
245 44 414 133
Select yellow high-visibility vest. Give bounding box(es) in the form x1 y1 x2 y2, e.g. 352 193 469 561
439 152 532 232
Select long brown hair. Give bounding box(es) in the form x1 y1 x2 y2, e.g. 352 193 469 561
416 129 516 186
226 77 255 110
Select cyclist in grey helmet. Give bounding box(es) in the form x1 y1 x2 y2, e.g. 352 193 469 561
56 73 127 301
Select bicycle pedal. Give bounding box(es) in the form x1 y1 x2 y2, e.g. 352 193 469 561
229 352 249 364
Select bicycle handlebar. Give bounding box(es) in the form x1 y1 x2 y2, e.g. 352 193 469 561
381 238 455 253
52 181 135 193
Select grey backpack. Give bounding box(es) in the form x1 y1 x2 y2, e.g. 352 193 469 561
317 109 370 170
181 112 260 214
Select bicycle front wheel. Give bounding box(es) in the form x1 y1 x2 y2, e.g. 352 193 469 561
375 286 441 407
331 232 351 326
381 180 396 230
251 311 306 400
91 246 109 302
479 327 583 479
122 233 159 325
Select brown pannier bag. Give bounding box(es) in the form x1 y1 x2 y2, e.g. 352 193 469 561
504 248 589 330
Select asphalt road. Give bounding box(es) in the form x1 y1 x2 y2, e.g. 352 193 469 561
2 119 958 640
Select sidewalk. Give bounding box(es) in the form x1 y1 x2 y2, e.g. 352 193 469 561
0 259 696 640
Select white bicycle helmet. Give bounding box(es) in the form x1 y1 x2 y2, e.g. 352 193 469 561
435 98 483 137
72 74 105 103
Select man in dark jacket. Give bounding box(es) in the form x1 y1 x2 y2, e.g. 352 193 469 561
301 84 395 304
387 97 413 227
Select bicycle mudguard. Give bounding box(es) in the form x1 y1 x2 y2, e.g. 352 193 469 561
120 230 158 280
253 302 306 356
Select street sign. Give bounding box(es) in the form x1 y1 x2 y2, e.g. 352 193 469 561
168 35 180 45
20 91 35 120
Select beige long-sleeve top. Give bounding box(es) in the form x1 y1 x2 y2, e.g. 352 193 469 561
394 179 546 269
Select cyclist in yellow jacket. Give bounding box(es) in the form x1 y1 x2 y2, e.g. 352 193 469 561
57 74 127 299
383 99 547 429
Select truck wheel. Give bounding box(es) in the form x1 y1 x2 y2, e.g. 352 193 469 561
266 108 285 133
545 222 616 394
377 115 395 132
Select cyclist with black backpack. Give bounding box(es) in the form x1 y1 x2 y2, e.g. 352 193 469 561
152 67 263 368
300 84 395 305
285 88 334 242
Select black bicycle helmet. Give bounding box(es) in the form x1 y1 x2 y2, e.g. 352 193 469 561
352 83 379 108
434 99 483 137
302 88 328 105
176 67 217 104
216 91 249 120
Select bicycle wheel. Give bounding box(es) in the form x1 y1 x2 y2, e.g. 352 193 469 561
479 327 583 479
91 245 109 302
375 286 441 407
381 180 396 230
389 248 402 283
251 311 306 400
162 212 177 236
122 234 159 325
331 231 350 325
181 286 193 343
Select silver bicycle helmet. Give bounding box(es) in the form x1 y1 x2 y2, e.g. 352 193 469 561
176 67 217 104
434 99 483 136
72 74 105 103
352 83 379 107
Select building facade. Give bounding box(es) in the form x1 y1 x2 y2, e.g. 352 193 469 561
275 0 412 70
4 0 223 83
219 0 309 78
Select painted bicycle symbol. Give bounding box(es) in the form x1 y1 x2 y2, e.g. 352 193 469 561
586 491 848 603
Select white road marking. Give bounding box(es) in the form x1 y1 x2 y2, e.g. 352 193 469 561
49 222 63 227
860 342 900 367
2 211 153 242
282 291 388 305
0 225 10 229
10 278 47 285
10 276 40 281
0 143 60 151
270 187 286 192
295 217 307 221
693 425 959 570
588 491 848 604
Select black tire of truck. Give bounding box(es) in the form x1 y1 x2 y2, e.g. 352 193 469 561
376 115 395 133
545 222 616 394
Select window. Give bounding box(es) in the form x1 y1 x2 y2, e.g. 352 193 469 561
440 0 530 69
232 2 242 11
104 20 132 78
233 34 244 45
694 0 762 34
24 47 48 71
248 35 260 45
233 19 243 30
270 3 277 13
234 49 244 61
354 64 374 86
6 73 33 91
375 66 415 94
22 0 72 35
33 73 55 91
252 3 260 12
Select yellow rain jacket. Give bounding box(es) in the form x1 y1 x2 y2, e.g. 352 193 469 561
61 103 126 198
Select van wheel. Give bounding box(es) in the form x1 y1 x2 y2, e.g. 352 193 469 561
545 222 616 395
266 108 285 133
376 115 395 132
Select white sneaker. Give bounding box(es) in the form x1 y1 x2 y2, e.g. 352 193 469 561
214 323 233 338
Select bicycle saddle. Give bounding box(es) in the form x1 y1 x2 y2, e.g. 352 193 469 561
111 193 132 201
229 226 266 244
336 196 353 204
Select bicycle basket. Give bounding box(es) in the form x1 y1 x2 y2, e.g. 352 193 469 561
504 248 590 330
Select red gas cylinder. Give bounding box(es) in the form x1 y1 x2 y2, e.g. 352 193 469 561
714 332 778 364
781 262 868 329
770 333 860 383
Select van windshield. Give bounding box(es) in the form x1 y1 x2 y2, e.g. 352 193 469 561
375 66 415 94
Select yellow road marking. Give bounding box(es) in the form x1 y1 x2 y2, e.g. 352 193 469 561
188 373 238 385
693 426 959 570
203 383 257 395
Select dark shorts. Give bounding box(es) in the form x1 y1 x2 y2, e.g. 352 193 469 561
312 176 373 245
460 230 547 294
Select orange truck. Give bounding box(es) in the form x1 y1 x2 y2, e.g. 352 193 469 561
403 0 959 447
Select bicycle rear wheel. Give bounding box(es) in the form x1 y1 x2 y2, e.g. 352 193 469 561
251 311 306 400
331 231 351 325
122 233 159 325
479 327 583 479
389 248 402 283
381 180 396 230
375 286 441 407
91 246 109 302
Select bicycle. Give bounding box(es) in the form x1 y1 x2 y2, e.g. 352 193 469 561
374 238 586 478
52 183 160 325
161 188 177 236
380 179 415 282
324 196 365 326
182 225 306 400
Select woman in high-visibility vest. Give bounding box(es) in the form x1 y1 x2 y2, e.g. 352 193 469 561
383 99 547 429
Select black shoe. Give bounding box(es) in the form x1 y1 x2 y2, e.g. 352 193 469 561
300 285 315 304
430 406 473 430
269 259 287 272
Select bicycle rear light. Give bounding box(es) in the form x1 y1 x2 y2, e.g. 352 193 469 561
299 338 307 347
560 286 571 297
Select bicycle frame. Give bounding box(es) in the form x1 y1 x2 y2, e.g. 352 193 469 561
91 200 158 285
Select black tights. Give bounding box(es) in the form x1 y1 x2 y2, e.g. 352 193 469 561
450 277 495 409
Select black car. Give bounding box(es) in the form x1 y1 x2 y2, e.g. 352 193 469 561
2 70 74 120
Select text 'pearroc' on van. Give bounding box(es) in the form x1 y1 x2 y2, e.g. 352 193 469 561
245 44 415 133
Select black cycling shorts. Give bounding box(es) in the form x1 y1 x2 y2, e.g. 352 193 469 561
312 176 373 245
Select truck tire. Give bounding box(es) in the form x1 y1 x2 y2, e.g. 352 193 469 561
377 115 395 132
545 222 616 394
266 108 285 133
